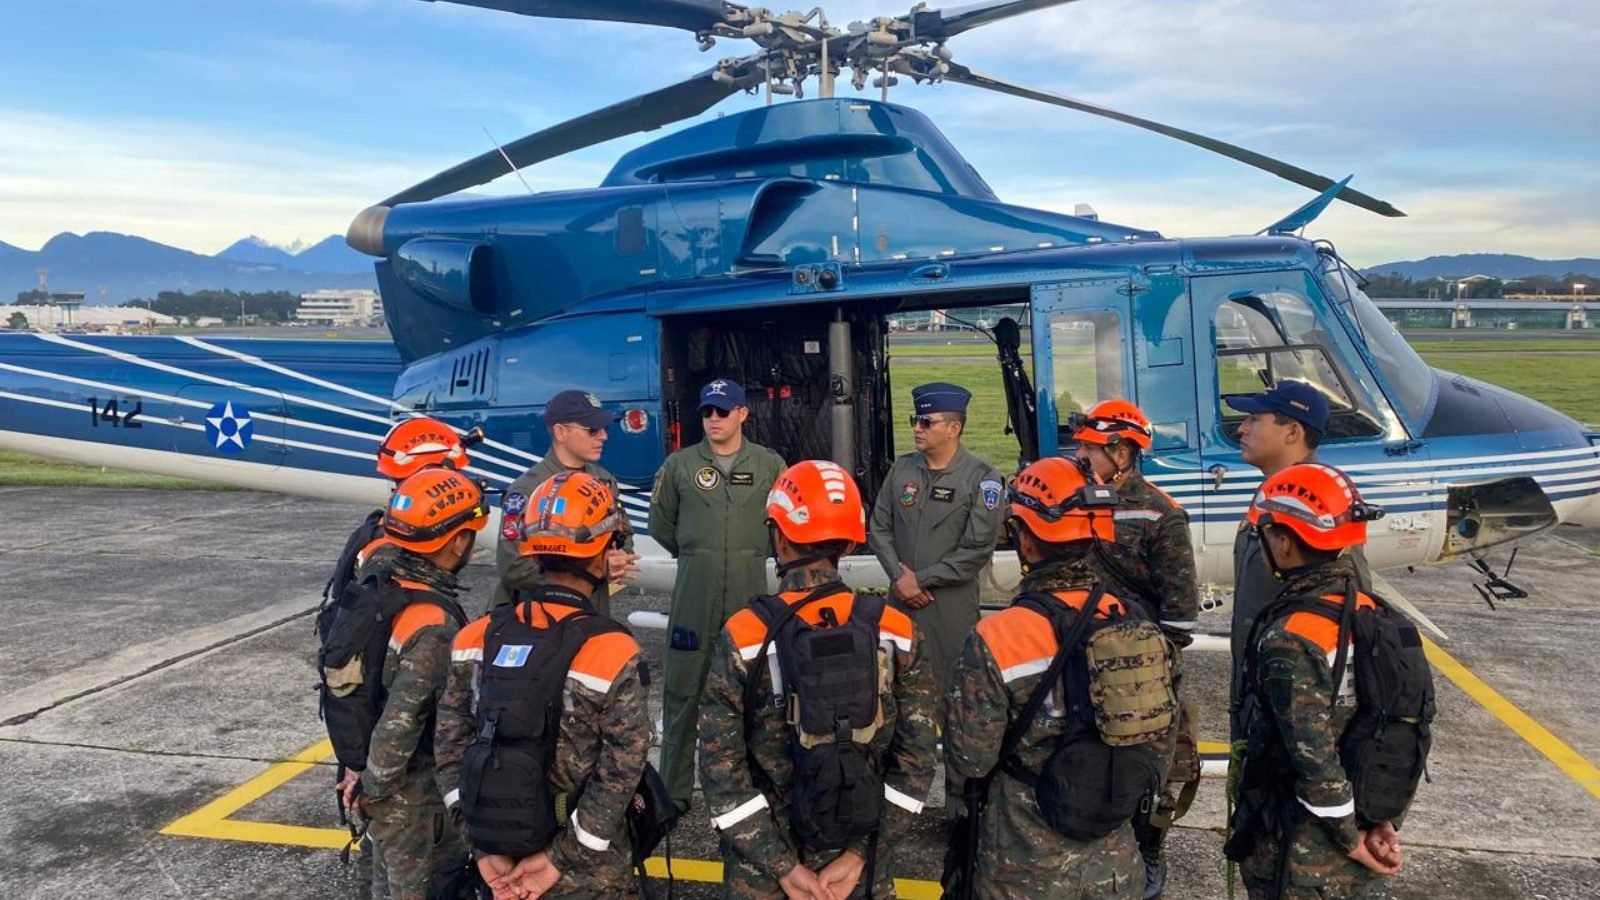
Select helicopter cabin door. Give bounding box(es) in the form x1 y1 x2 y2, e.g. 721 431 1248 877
1030 277 1136 455
1189 269 1430 581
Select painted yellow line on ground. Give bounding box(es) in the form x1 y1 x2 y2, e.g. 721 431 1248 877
1423 635 1600 802
1198 740 1229 755
162 738 336 842
161 737 950 894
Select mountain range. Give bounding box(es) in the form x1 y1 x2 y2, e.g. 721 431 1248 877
2 232 375 304
1362 254 1600 281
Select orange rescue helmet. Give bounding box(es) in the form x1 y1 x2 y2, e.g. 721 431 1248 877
1007 456 1116 544
1072 399 1153 452
518 471 625 558
765 460 867 546
377 417 471 480
1247 463 1383 552
384 468 489 554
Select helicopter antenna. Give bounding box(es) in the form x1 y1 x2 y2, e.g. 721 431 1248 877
482 125 536 195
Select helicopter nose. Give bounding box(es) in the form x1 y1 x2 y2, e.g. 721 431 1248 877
346 205 390 257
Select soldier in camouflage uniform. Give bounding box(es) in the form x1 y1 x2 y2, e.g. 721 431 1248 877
700 460 939 899
1229 464 1402 899
347 470 489 900
436 471 652 898
491 389 638 615
1226 381 1372 741
651 378 786 811
1072 400 1200 898
868 382 1005 696
947 457 1151 900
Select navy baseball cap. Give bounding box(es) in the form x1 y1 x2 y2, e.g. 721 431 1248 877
912 382 972 416
1226 380 1329 432
698 378 747 411
546 390 614 429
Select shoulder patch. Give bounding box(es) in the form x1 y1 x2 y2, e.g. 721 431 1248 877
390 603 450 651
979 479 1002 510
974 605 1058 684
503 491 526 516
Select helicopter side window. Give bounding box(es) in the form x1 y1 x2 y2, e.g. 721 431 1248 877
1215 293 1384 442
1050 310 1125 443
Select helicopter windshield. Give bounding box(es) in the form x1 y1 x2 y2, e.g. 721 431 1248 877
1320 257 1435 424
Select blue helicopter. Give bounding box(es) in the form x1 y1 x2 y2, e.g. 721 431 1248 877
1 0 1595 607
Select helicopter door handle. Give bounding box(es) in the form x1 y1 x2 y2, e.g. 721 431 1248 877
1208 464 1228 490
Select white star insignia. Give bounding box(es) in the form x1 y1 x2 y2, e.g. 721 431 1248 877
205 401 252 450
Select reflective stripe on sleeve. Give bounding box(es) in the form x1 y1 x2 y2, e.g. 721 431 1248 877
1299 796 1355 819
571 810 611 851
884 782 925 814
711 793 770 831
568 671 613 693
451 648 483 663
1114 510 1163 522
998 657 1052 684
443 788 459 809
1160 619 1198 632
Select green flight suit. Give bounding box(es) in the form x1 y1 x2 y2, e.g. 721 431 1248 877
649 436 785 809
490 455 629 616
867 444 1005 695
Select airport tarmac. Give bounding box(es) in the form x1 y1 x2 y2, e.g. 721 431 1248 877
2 485 1599 899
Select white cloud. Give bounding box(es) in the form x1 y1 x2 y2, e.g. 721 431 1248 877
0 109 601 253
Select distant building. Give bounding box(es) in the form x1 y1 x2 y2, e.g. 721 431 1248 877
0 304 178 332
295 289 383 327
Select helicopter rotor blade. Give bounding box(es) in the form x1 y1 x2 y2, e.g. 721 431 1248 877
910 0 1088 40
942 63 1405 218
420 0 744 33
379 63 759 208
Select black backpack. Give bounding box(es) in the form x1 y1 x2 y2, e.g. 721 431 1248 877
457 595 680 862
742 584 887 852
1266 584 1435 825
998 588 1171 843
317 574 466 773
318 509 385 616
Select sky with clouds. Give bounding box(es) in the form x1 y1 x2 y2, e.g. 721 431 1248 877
3 0 1597 266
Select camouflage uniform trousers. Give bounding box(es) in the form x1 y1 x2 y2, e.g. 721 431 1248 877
974 787 1142 900
1239 828 1381 900
365 793 466 900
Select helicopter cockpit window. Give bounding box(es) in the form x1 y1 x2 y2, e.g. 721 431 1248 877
1320 257 1436 425
1050 311 1125 442
1214 292 1384 441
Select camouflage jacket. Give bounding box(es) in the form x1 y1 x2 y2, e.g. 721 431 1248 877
1092 470 1200 644
359 574 466 809
434 586 651 890
698 567 940 888
1240 558 1367 863
945 559 1143 892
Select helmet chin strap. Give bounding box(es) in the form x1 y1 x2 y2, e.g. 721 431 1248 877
769 524 839 577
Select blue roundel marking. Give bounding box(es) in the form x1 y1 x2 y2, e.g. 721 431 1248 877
203 401 254 455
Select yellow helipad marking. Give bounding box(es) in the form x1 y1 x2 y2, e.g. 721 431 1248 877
161 737 945 895
1423 635 1600 802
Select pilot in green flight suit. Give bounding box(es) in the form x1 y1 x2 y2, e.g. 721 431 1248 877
868 382 1005 696
650 378 785 811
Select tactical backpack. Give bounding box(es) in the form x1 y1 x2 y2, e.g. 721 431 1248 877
456 597 627 858
1000 587 1176 842
1256 584 1434 825
317 574 466 773
318 509 385 614
742 584 888 852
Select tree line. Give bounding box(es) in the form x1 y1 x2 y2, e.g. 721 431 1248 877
1362 272 1600 300
116 290 302 324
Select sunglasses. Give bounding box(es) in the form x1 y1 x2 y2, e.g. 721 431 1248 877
909 415 948 430
557 422 605 437
701 406 732 419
